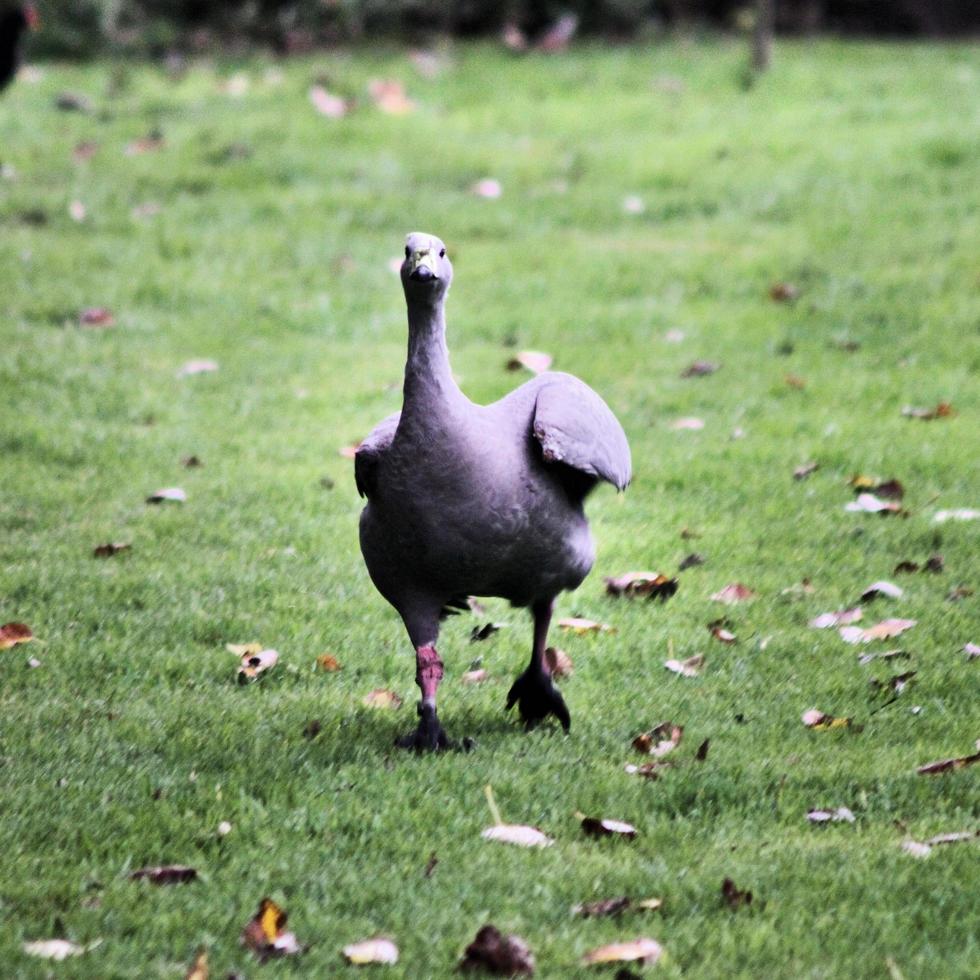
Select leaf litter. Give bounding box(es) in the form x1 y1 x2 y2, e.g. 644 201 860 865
582 938 664 967
605 571 678 601
241 898 303 961
481 785 553 848
343 938 399 965
458 924 535 975
0 622 33 649
130 865 197 885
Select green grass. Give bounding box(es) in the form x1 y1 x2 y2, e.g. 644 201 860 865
1 38 978 979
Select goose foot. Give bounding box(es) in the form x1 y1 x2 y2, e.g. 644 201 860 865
506 669 570 732
395 702 452 752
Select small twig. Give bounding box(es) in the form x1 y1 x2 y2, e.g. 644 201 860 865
484 784 503 826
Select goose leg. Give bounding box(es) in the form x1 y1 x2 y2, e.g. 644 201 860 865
506 599 570 732
395 606 452 751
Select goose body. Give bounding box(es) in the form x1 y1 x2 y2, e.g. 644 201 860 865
356 232 631 748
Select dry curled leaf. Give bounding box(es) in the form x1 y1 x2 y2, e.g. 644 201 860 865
802 709 852 730
93 541 130 558
902 402 955 421
709 622 736 644
185 947 208 980
130 865 197 885
632 722 683 757
721 877 753 909
624 760 673 780
0 622 33 649
917 750 980 775
241 898 302 961
309 84 348 118
237 649 279 683
343 938 399 965
861 581 903 601
711 583 756 604
544 646 573 678
146 487 186 504
362 688 402 709
679 552 704 570
769 282 799 302
793 461 818 480
368 78 415 114
23 939 99 961
506 350 551 374
461 668 489 684
809 608 862 629
846 493 902 514
316 653 341 672
581 817 638 840
605 572 678 601
574 897 632 918
806 807 855 824
670 416 704 431
840 619 917 644
557 617 613 635
695 738 710 761
582 938 664 967
933 508 979 523
470 622 501 642
664 654 704 678
481 824 553 848
459 924 535 975
79 307 114 328
681 360 719 378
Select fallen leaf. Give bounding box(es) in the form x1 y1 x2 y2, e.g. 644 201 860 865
901 840 933 858
894 560 920 573
902 402 955 420
846 493 902 514
0 622 33 649
917 750 980 775
69 199 86 221
226 641 263 657
93 541 130 558
869 478 904 501
481 824 553 847
857 648 910 666
472 177 503 199
506 350 552 373
557 617 614 634
622 195 645 215
309 84 348 118
544 646 573 678
182 454 202 468
605 572 678 601
711 583 756 604
933 509 979 523
679 552 705 570
177 359 219 377
221 72 249 97
458 924 535 975
793 461 818 480
55 91 93 112
810 608 862 629
861 581 903 601
131 201 162 219
664 328 685 343
784 373 807 389
633 722 683 757
925 830 978 846
241 898 302 961
923 554 944 573
316 653 341 672
343 938 399 965
362 688 402 709
581 817 638 839
624 760 673 779
670 416 704 430
146 487 186 504
806 807 855 824
424 851 438 876
665 654 704 678
131 865 197 885
709 623 736 644
840 619 917 644
23 939 99 961
582 938 664 966
695 738 710 761
964 643 980 659
73 140 99 162
470 622 500 642
947 586 974 602
721 877 753 909
368 78 415 114
125 132 165 155
237 649 279 683
185 947 208 980
802 709 851 730
681 360 719 378
302 719 321 739
769 282 799 302
78 307 114 328
461 669 489 684
574 897 632 918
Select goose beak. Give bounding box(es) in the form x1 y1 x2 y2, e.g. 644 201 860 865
408 249 439 281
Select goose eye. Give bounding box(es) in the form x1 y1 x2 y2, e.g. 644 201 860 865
404 246 410 258
439 248 446 258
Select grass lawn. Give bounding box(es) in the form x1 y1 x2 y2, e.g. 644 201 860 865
1 37 978 979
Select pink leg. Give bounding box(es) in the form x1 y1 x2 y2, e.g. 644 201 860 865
416 644 444 706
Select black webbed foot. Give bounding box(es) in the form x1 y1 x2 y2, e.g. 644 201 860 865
505 669 571 732
395 702 453 752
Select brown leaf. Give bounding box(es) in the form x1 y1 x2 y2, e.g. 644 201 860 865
860 581 903 602
582 938 664 966
146 487 186 504
769 282 799 302
680 527 701 539
131 865 197 885
632 722 683 757
574 897 633 918
73 140 99 162
863 618 917 641
681 360 719 378
809 608 862 629
557 617 614 635
461 669 489 684
302 719 322 739
711 583 756 604
237 649 279 684
894 560 920 573
481 824 553 848
185 947 208 980
0 622 34 649
459 924 535 975
309 84 348 118
181 454 202 468
506 350 552 373
125 132 165 155
470 622 500 642
923 554 944 573
624 760 673 780
801 709 852 730
316 653 341 672
343 938 399 965
241 898 302 961
947 586 974 602
362 688 402 709
784 373 807 389
870 478 904 501
55 91 93 113
709 623 736 644
793 461 818 480
664 654 704 678
721 877 753 909
902 402 955 420
93 541 130 558
368 78 415 115
78 307 114 328
917 750 980 775
605 572 678 601
544 646 573 678
679 552 705 570
695 738 710 761
581 817 638 840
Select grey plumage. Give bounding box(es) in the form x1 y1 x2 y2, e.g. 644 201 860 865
356 232 631 748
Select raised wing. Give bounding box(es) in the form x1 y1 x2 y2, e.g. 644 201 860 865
531 373 631 491
354 411 400 499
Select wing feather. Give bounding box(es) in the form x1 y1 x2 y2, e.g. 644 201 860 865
354 411 400 498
